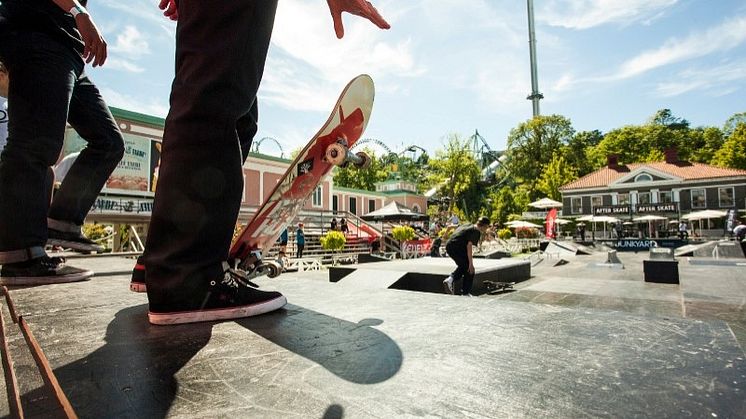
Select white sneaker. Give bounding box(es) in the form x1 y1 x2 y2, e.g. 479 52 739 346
442 276 454 294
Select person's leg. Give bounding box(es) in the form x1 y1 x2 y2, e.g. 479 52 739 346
47 73 124 251
142 0 284 323
0 31 92 282
237 101 258 162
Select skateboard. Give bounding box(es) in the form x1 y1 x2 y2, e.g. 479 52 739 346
228 74 375 281
483 281 515 294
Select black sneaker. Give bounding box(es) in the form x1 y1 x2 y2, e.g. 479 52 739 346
47 228 104 253
130 256 146 293
0 256 93 285
148 268 287 325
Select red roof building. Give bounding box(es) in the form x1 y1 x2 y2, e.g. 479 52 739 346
559 150 746 219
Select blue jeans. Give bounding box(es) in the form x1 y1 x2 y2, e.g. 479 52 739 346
142 0 278 306
0 27 124 262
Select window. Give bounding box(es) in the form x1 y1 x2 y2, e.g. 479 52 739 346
412 204 421 213
349 197 357 215
591 195 603 209
638 192 651 204
719 187 734 207
618 193 630 205
368 199 376 213
659 191 673 203
634 174 653 182
312 186 322 207
332 195 338 212
571 197 582 214
691 189 706 209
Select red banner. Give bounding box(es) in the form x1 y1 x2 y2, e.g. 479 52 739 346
545 208 558 239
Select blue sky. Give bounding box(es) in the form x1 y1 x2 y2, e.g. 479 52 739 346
85 0 746 156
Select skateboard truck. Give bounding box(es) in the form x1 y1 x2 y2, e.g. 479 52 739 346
325 140 371 169
233 250 282 281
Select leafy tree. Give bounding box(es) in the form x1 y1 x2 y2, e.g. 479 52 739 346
564 130 603 177
506 115 575 198
536 154 578 200
426 134 480 214
648 108 689 130
688 127 725 164
711 123 746 170
488 185 530 225
332 147 389 191
723 112 746 137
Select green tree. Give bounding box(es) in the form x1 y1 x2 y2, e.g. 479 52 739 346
648 108 689 130
332 148 389 191
426 134 480 215
506 115 575 198
488 185 530 225
688 127 725 164
723 112 746 137
536 154 578 200
711 123 746 170
564 130 603 177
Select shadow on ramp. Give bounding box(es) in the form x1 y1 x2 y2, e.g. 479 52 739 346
237 305 402 384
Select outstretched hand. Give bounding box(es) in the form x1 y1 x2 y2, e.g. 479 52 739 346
158 0 178 21
326 0 390 39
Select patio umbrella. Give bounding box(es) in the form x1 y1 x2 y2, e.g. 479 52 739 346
681 210 727 221
506 220 542 228
682 209 727 236
554 218 572 225
576 215 619 238
529 197 563 209
634 214 667 237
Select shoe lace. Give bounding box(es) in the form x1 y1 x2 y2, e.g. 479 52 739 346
221 268 259 289
43 256 66 267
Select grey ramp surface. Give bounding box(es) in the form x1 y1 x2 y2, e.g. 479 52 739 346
334 269 405 289
6 274 746 418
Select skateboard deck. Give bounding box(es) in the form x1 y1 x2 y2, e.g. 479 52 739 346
229 74 375 273
484 281 515 294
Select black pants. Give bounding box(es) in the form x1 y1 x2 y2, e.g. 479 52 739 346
446 245 474 295
0 29 124 262
296 244 304 259
143 0 278 305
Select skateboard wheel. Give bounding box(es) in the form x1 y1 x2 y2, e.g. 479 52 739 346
266 261 282 278
355 151 371 169
326 143 347 166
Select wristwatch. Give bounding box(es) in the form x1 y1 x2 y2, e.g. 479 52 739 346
69 4 88 17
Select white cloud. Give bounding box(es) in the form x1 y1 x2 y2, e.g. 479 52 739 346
539 0 678 30
104 58 145 73
655 60 746 97
259 0 422 112
614 16 746 79
99 87 168 117
110 26 151 58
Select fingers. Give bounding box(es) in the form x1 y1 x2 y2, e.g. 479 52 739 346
159 0 178 20
359 1 390 30
327 0 390 39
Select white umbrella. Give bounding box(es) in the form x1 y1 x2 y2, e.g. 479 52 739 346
681 210 727 221
529 197 563 209
682 209 728 236
576 215 619 239
506 220 541 228
634 215 667 237
554 218 572 225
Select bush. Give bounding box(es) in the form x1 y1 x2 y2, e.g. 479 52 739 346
82 223 108 241
320 230 346 251
392 225 416 242
497 228 512 240
515 227 539 239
